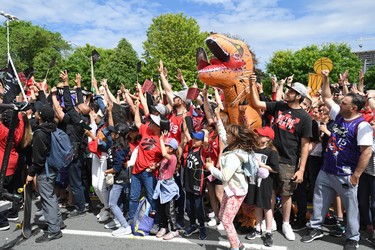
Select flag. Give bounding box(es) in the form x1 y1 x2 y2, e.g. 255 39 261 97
0 62 21 103
186 87 201 100
48 57 56 68
136 61 142 73
142 79 155 95
91 50 100 65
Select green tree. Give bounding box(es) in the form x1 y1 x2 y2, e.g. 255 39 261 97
264 43 362 95
365 65 375 90
142 13 208 89
0 20 68 84
96 38 139 91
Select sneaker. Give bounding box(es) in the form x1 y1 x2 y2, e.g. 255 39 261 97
98 210 111 222
261 219 277 231
207 211 215 218
329 223 346 237
198 226 207 240
111 226 132 237
282 223 296 241
323 216 337 227
216 222 224 230
245 229 262 240
207 217 219 227
291 220 306 232
96 207 107 219
67 209 86 218
0 222 10 231
184 224 199 237
35 231 63 243
343 239 359 250
7 214 19 221
264 232 273 247
40 221 67 231
163 230 179 240
301 228 324 243
105 219 121 229
156 228 168 238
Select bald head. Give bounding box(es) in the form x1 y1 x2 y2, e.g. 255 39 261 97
77 103 91 115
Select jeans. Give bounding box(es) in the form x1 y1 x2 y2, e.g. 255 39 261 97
358 173 375 226
310 170 360 241
37 167 62 233
109 184 129 228
128 170 156 220
185 192 205 227
68 154 86 211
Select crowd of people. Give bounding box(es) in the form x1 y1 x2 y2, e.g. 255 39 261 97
0 62 374 250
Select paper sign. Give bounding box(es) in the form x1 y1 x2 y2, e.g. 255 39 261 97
186 87 200 100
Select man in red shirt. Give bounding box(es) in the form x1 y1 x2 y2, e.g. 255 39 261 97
128 101 163 223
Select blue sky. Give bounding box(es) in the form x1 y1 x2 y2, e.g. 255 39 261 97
1 0 375 70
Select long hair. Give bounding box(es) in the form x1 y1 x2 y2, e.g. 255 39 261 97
20 112 32 148
225 124 259 152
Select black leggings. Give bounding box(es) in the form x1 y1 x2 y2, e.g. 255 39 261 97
158 198 177 231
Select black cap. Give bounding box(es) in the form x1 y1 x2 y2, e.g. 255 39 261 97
37 105 55 122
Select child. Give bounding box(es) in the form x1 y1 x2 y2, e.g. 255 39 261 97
152 133 180 240
245 126 279 247
206 124 259 250
182 129 208 240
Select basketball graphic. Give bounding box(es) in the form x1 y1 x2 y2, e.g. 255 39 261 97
314 57 333 74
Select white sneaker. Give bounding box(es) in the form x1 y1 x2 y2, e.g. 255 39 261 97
39 215 45 222
96 207 106 219
207 211 215 218
261 219 277 231
282 223 295 241
98 210 110 222
207 217 219 227
105 218 121 229
112 226 132 237
216 222 225 231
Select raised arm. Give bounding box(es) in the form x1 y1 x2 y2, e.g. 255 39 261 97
202 88 214 124
136 83 149 116
158 60 174 106
160 132 171 160
51 86 65 122
133 100 142 129
321 70 336 111
249 74 266 110
358 69 364 93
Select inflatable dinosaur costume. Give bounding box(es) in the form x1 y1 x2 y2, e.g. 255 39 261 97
197 33 261 129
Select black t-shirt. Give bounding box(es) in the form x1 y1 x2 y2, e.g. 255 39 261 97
266 101 312 165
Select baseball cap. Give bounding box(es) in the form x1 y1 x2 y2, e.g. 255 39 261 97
173 90 188 103
113 123 129 136
150 114 161 126
254 126 275 140
150 103 169 116
191 131 204 141
286 82 308 97
37 105 55 122
164 138 178 150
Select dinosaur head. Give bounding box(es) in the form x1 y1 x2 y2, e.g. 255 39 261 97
197 33 254 89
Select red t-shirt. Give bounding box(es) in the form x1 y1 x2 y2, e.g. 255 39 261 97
202 131 220 166
158 154 177 180
132 123 162 175
168 108 192 144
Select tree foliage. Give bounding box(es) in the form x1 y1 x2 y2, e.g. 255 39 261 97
365 64 375 90
264 43 362 95
142 13 208 89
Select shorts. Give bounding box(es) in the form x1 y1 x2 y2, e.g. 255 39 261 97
277 163 298 196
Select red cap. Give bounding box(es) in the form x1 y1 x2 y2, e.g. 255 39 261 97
255 126 275 140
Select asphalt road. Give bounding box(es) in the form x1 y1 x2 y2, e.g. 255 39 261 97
1 199 374 250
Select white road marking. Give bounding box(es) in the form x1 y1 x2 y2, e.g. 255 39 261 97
62 229 288 250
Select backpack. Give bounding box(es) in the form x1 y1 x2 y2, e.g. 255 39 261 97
45 128 74 177
131 197 154 236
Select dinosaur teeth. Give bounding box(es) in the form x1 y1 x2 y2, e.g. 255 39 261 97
198 66 226 73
